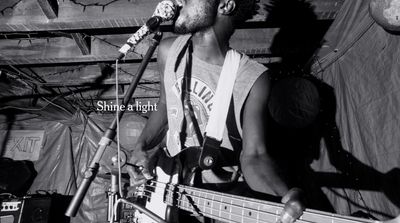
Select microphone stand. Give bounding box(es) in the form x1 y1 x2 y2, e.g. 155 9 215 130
65 31 163 219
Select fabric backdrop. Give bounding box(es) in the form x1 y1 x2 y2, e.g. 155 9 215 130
310 0 400 219
0 108 146 223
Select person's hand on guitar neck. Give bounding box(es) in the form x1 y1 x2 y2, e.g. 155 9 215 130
277 188 306 223
126 144 160 187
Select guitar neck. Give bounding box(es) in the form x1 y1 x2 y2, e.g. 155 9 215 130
163 183 375 223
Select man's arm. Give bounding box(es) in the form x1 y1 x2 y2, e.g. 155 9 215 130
133 37 176 150
240 72 291 197
127 37 176 182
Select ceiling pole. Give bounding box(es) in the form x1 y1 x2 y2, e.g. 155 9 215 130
36 0 59 19
71 33 91 55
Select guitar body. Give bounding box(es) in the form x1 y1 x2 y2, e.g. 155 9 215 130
132 147 202 223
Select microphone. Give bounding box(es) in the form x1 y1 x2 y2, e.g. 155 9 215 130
118 0 177 59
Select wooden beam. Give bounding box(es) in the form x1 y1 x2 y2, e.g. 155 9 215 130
0 54 150 66
40 80 160 87
71 33 91 55
86 95 159 100
6 65 43 84
0 35 142 66
36 0 58 19
0 0 336 67
0 0 343 33
0 49 275 66
0 29 282 66
32 63 160 85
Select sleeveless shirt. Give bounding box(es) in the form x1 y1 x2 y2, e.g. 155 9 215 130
164 35 267 184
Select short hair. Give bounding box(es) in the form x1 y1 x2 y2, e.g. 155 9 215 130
231 0 258 26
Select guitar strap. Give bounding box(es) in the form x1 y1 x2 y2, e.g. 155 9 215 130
199 50 241 170
178 36 241 170
179 38 204 146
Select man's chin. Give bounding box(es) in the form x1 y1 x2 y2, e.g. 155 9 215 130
173 25 191 34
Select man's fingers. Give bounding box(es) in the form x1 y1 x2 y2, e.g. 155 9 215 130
141 168 153 180
126 164 153 186
128 170 146 187
129 178 147 187
126 165 140 179
127 146 161 186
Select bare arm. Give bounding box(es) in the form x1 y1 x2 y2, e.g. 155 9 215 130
134 78 168 150
134 37 176 151
240 72 291 196
127 37 176 182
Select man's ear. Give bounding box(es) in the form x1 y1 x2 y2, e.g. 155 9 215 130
218 0 236 15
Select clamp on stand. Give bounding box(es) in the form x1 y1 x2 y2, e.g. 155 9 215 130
107 154 127 223
107 171 120 223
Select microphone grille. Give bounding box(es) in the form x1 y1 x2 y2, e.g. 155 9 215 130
153 0 177 21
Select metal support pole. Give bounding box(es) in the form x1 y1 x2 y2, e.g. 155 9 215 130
65 32 163 217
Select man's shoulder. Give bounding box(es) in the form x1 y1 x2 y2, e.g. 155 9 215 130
157 36 181 72
238 52 267 70
158 35 192 61
233 51 270 106
237 52 268 80
158 36 178 58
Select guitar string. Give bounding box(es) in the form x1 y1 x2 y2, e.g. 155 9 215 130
137 181 373 223
141 187 350 223
150 180 374 223
135 191 257 223
148 179 283 209
139 187 314 223
139 187 374 223
135 190 260 223
138 190 287 223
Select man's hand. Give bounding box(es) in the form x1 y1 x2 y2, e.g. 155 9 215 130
126 146 160 187
278 188 306 223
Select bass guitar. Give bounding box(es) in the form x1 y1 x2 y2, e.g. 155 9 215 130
128 147 400 223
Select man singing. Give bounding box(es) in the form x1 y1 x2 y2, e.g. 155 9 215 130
127 0 302 221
